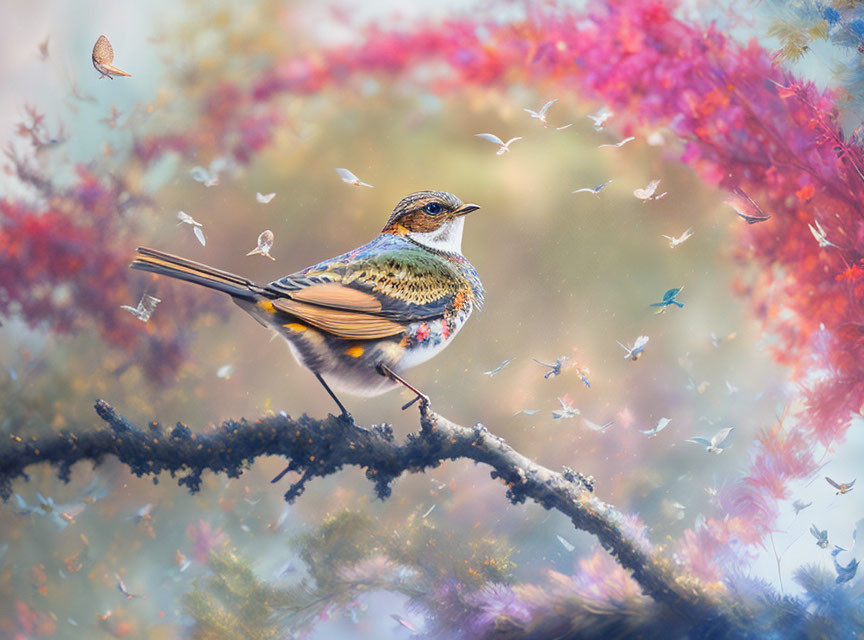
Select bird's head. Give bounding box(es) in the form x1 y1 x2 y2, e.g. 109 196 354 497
381 190 480 255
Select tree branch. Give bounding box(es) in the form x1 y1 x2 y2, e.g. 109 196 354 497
0 400 721 620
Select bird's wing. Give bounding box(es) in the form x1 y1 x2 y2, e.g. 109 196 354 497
335 168 358 182
686 437 712 447
532 358 554 368
572 188 592 194
633 335 650 349
825 477 841 489
265 237 479 340
849 479 856 488
655 418 670 432
539 98 558 115
809 525 819 537
505 137 523 146
475 133 504 145
712 427 734 447
523 108 539 117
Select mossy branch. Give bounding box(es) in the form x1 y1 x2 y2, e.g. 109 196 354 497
0 399 722 621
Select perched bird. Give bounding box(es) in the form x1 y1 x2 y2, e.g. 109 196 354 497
617 335 649 361
792 499 812 516
826 476 855 495
475 133 522 155
808 219 837 248
120 294 161 323
247 230 276 260
483 358 514 377
92 35 131 79
640 417 670 437
662 228 694 248
686 427 734 454
586 107 613 131
256 192 276 204
524 98 560 127
131 191 483 420
599 136 635 148
650 287 684 311
177 211 206 246
335 168 373 188
810 524 829 549
533 357 567 379
634 179 667 201
572 180 613 197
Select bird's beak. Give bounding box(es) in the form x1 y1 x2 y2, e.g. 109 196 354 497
455 204 481 216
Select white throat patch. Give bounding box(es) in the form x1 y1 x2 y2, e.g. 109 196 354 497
407 216 465 255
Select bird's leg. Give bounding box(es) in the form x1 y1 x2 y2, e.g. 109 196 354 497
376 364 430 411
313 373 358 427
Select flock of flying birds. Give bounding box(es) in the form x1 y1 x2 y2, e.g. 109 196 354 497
94 34 856 579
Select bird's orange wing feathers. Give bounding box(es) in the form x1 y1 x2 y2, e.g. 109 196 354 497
272 293 405 340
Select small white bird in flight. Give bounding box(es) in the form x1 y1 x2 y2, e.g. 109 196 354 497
583 416 614 432
808 219 837 248
599 136 635 149
617 335 649 361
634 179 667 201
335 168 373 188
686 427 734 454
247 230 275 260
662 228 694 248
190 157 228 188
572 180 613 197
177 211 206 246
640 418 671 437
256 192 276 204
552 397 580 420
587 107 613 131
475 133 523 155
524 98 569 128
120 294 161 323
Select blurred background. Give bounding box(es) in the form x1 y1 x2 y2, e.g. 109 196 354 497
1 0 862 638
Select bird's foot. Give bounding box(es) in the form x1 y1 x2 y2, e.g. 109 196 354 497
401 392 430 413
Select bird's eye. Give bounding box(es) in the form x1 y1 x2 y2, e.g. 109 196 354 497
423 202 443 215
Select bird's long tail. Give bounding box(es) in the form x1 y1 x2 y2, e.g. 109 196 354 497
130 247 258 300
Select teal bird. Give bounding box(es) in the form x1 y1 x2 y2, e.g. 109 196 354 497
650 287 684 311
131 191 482 420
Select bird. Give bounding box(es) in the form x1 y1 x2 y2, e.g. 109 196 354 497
792 499 812 516
247 230 276 260
825 476 855 495
120 294 161 323
662 228 694 248
810 524 829 549
726 188 770 224
650 287 684 311
686 427 734 454
130 191 483 421
552 397 580 420
524 98 562 127
533 357 567 379
572 180 613 197
483 358 514 377
808 219 837 248
634 179 667 201
92 35 131 79
640 417 670 437
256 192 276 204
834 554 859 584
586 107 613 131
474 133 522 155
177 211 206 246
617 335 649 361
599 136 635 148
335 168 373 188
